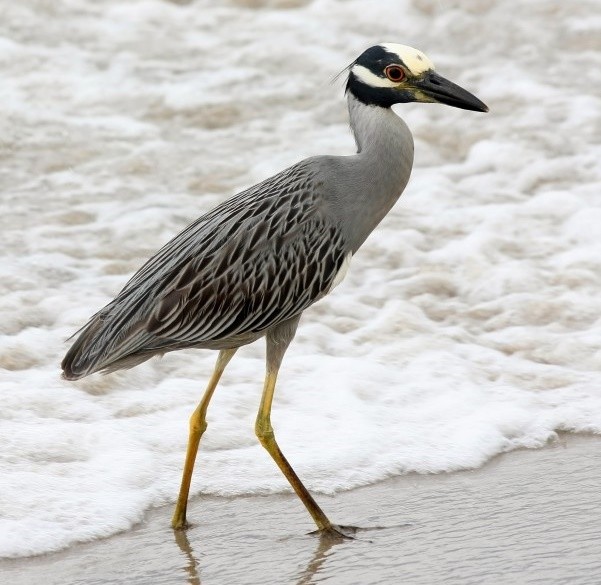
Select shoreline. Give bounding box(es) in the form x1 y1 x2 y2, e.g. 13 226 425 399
2 433 600 584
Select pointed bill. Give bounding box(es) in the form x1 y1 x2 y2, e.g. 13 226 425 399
413 71 488 112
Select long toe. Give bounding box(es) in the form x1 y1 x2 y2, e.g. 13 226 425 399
311 524 358 540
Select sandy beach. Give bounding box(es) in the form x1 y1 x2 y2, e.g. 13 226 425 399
2 434 599 585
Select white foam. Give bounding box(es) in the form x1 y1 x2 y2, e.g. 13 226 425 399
1 0 600 559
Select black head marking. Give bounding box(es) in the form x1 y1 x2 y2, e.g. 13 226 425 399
354 45 408 74
345 45 413 108
346 72 414 108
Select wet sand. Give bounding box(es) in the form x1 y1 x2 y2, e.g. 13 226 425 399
2 434 600 585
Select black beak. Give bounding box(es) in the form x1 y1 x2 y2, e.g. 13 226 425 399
414 71 488 112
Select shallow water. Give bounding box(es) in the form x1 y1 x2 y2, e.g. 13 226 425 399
1 0 600 558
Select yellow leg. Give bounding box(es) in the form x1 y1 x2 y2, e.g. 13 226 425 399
255 367 334 532
172 348 237 530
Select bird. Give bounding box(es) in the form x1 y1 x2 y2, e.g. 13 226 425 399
62 43 488 537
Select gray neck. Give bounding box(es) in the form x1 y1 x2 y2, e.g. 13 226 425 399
328 95 414 252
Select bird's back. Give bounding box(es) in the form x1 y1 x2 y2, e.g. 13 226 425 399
62 158 348 380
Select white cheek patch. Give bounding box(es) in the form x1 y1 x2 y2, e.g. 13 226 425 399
352 64 399 88
380 43 434 75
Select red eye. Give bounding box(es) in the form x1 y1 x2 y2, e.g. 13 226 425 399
385 65 405 82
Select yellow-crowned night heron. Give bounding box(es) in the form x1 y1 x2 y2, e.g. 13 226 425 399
62 44 488 536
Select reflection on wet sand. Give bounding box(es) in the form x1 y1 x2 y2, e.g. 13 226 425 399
294 531 349 585
174 530 201 585
173 524 350 585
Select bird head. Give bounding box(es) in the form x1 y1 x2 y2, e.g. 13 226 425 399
346 43 488 113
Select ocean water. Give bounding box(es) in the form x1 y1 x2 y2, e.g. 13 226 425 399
1 0 600 558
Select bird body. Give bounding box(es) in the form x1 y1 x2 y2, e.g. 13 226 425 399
62 101 414 379
63 158 347 376
62 43 487 535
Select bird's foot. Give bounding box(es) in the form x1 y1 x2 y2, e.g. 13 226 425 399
171 513 190 531
310 524 358 540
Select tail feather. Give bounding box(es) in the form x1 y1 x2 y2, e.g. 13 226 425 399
61 316 105 380
62 311 172 380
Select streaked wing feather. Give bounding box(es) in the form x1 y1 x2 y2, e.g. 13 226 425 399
69 160 347 374
149 219 344 345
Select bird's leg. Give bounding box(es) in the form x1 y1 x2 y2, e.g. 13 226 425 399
255 319 339 535
172 348 237 530
255 368 333 531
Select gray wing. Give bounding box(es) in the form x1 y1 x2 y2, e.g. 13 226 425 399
62 160 347 378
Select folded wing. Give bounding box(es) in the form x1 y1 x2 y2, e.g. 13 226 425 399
62 160 347 379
